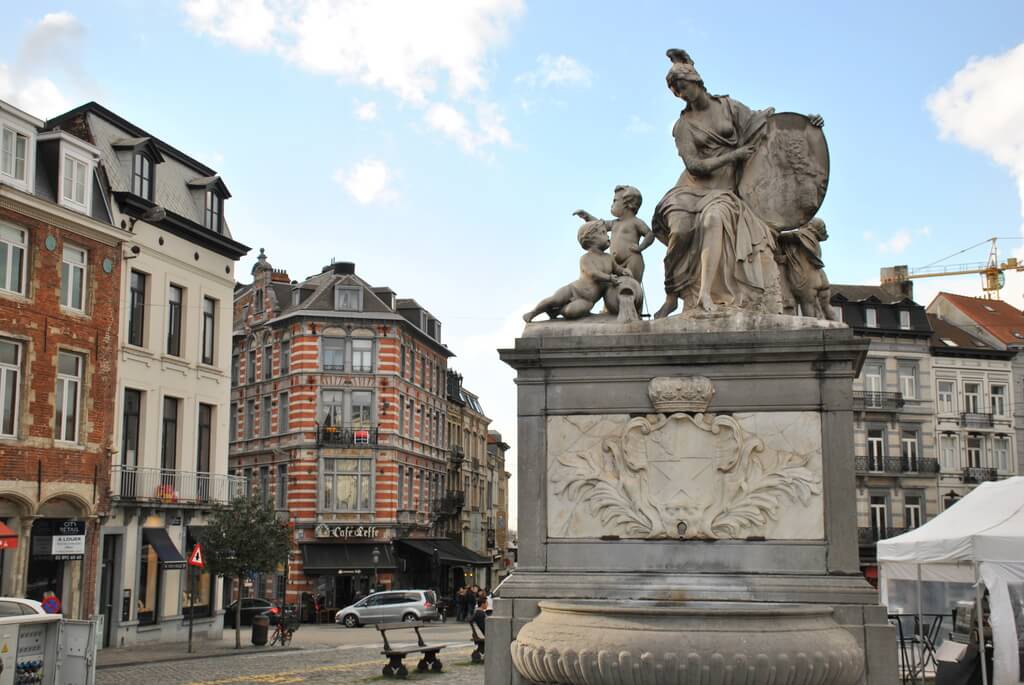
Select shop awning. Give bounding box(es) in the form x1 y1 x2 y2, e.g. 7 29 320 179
0 522 17 550
301 543 396 573
142 528 186 569
397 538 491 566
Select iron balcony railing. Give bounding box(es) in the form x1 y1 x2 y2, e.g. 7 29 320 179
450 445 465 463
959 412 994 428
855 456 940 475
431 492 465 516
852 391 905 410
110 465 246 505
317 425 379 447
962 466 998 484
858 526 908 545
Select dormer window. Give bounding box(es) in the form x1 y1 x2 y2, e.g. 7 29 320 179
334 286 361 311
62 153 88 208
132 152 153 200
204 190 223 233
1 126 27 182
864 307 878 328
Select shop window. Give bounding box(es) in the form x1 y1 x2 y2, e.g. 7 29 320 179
183 528 212 618
138 541 160 625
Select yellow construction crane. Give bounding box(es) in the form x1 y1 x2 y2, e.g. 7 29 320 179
881 237 1024 300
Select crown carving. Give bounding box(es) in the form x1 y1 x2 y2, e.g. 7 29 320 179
648 376 715 413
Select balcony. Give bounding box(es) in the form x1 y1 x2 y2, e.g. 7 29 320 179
858 526 908 545
110 465 246 506
317 425 379 447
960 412 994 428
855 456 940 475
853 391 905 411
431 492 465 516
962 466 998 484
450 446 465 464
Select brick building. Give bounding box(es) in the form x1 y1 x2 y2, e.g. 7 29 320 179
230 253 489 614
0 99 123 619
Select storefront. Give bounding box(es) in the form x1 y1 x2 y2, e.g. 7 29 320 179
27 518 87 611
395 538 492 597
300 542 397 618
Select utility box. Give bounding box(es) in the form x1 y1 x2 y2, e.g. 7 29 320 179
0 615 97 685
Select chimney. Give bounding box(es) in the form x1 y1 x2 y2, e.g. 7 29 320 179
880 265 913 302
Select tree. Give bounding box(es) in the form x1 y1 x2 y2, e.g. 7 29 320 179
198 496 291 648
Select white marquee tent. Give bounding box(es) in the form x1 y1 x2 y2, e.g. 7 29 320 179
877 477 1024 685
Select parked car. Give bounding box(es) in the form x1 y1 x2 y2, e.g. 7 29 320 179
0 598 46 618
335 590 439 627
223 598 280 628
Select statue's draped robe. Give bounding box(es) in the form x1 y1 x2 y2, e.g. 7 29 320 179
653 96 775 308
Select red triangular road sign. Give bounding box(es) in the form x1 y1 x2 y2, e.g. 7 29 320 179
188 543 205 568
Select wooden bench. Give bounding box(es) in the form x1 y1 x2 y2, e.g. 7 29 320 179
470 620 485 664
376 621 446 678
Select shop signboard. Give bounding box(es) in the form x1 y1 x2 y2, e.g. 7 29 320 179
314 524 381 539
29 520 86 561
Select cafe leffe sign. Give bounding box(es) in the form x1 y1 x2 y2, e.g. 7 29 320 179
315 524 381 539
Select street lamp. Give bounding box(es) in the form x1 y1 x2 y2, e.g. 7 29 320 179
372 546 380 591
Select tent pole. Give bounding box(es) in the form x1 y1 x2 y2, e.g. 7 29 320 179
916 564 924 684
975 565 988 685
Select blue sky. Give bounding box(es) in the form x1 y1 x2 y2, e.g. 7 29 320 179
3 1 1024 526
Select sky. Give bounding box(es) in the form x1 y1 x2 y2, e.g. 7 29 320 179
3 1 1024 529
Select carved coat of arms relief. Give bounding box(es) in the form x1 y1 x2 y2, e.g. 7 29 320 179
548 377 823 540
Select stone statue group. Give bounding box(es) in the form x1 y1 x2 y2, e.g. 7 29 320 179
524 49 837 324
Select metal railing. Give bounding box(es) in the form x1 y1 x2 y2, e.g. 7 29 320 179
855 456 940 475
858 526 908 544
110 465 246 505
959 412 994 428
317 426 379 447
853 391 905 410
962 466 998 484
450 446 465 463
431 492 465 516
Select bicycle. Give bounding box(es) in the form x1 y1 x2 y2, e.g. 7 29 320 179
269 605 300 646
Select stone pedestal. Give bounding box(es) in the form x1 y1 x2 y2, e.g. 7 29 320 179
489 320 897 685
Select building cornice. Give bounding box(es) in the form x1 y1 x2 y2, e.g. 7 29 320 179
0 184 123 247
114 191 250 260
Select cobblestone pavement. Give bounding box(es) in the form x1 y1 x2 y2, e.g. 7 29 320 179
97 627 487 685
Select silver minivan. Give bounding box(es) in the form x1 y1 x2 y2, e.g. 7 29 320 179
335 590 440 627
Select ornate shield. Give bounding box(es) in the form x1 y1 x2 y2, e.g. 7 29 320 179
738 112 829 231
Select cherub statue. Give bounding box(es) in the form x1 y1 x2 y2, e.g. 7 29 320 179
776 217 837 320
523 221 632 322
574 185 655 283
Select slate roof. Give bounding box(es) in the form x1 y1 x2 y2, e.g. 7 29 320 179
927 314 1011 357
831 284 913 305
934 292 1024 346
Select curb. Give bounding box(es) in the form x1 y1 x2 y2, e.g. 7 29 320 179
97 646 302 670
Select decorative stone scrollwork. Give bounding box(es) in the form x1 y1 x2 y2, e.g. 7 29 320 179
647 376 715 413
511 601 865 685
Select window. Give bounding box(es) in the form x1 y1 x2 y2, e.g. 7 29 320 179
334 286 361 311
254 289 264 314
276 464 287 509
832 305 843 322
59 245 86 311
899 310 911 330
62 154 88 207
278 392 288 433
231 353 239 385
261 395 271 436
132 153 153 200
966 435 983 468
322 338 345 372
0 224 26 295
202 298 215 365
869 495 887 540
229 402 238 441
54 351 82 442
407 468 414 509
867 427 885 471
165 285 183 356
400 344 406 377
137 538 161 625
1 126 28 181
280 341 290 375
322 390 345 427
122 389 142 466
898 363 917 400
197 404 212 473
940 434 958 472
244 399 254 439
396 464 404 507
247 349 256 383
993 436 1010 472
351 391 372 430
409 351 415 383
964 383 981 413
0 339 21 437
398 394 405 434
260 466 269 503
904 495 922 529
264 345 273 379
991 384 1007 417
321 458 373 511
161 397 179 470
938 381 956 414
352 339 373 373
419 469 426 511
901 430 919 471
865 307 878 328
183 528 211 618
204 190 222 232
127 271 146 346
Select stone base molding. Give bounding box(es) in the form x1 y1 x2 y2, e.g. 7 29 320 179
510 601 865 685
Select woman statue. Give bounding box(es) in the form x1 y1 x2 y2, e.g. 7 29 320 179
652 49 823 318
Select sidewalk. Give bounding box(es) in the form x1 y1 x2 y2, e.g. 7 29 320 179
97 638 300 669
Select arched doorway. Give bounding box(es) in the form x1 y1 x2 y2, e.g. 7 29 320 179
27 497 89 616
0 493 32 597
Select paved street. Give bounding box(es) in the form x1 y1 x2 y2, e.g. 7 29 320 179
97 623 485 685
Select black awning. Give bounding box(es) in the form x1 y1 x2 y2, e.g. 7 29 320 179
301 543 396 573
397 538 491 566
142 528 186 569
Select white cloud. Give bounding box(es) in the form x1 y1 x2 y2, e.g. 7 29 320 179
182 0 276 50
355 101 378 121
878 230 913 254
425 102 511 155
917 226 932 237
862 230 875 241
334 159 396 205
928 43 1024 235
517 54 591 88
626 115 652 134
